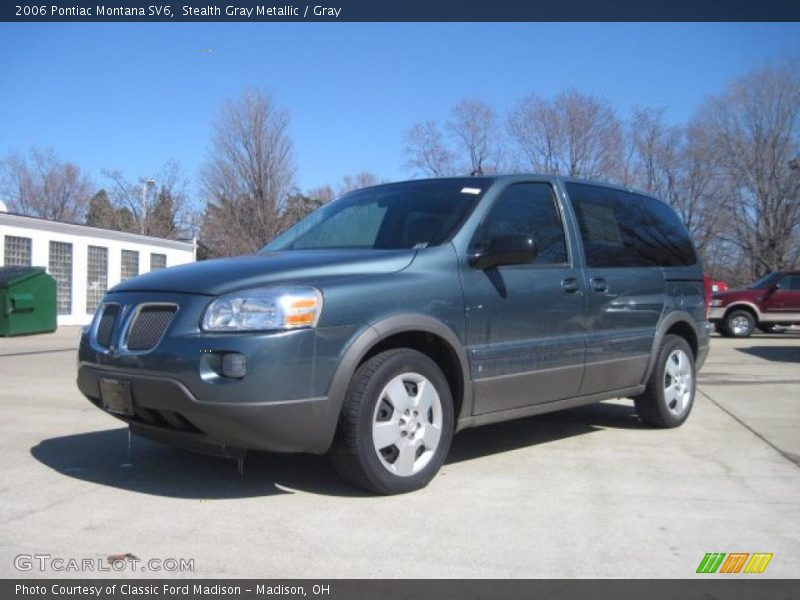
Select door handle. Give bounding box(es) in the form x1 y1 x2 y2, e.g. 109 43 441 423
591 277 608 293
561 278 580 293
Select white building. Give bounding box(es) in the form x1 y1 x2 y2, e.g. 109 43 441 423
0 209 195 326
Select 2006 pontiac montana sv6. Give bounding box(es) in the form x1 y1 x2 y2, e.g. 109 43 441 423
78 176 710 494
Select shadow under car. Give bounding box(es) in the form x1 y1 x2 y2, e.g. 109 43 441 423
31 401 644 498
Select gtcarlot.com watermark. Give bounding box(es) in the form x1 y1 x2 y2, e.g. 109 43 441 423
14 553 194 573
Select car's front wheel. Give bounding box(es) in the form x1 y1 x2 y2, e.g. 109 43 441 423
330 348 454 494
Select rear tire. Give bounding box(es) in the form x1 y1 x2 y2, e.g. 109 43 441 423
723 309 755 338
329 348 454 495
635 334 695 428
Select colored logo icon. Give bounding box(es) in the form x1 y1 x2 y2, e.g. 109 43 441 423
696 553 773 574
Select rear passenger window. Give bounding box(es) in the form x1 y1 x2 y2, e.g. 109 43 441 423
472 183 568 265
565 183 697 268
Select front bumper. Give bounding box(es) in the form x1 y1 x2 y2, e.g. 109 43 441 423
77 366 334 455
708 307 726 321
76 290 359 456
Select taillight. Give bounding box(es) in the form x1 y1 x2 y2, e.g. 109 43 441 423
703 274 713 319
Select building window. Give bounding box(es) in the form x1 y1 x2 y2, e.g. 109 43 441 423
49 241 73 315
86 245 108 314
121 250 139 281
150 253 167 271
4 235 32 266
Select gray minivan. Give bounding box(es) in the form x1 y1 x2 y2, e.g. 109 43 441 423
77 176 711 494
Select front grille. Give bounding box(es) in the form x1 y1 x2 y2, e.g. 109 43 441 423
125 305 177 351
96 304 119 348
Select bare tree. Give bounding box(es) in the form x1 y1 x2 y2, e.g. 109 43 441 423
508 90 623 180
101 160 191 239
200 88 295 257
625 108 717 255
697 62 800 278
508 95 563 175
307 184 335 204
628 107 676 194
337 171 384 195
447 99 504 175
403 120 456 177
675 119 727 261
0 147 93 222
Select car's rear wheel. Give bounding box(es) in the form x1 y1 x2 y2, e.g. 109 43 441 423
723 309 755 338
330 348 454 494
634 334 695 428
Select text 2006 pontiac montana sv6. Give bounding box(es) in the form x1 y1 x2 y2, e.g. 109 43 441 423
78 176 710 494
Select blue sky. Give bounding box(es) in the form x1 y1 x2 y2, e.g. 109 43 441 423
2 23 799 203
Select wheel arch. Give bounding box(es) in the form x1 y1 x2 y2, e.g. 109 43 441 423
723 302 761 322
321 315 472 451
642 311 703 384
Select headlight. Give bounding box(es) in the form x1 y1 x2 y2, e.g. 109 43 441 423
202 287 323 332
709 299 724 307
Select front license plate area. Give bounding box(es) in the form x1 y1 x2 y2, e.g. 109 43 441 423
99 378 134 416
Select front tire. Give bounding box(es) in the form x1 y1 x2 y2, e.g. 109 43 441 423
723 309 755 338
635 334 696 428
330 348 454 495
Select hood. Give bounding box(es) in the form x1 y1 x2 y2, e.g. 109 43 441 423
110 249 416 296
713 288 764 301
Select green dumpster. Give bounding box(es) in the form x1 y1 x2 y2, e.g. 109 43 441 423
0 266 57 336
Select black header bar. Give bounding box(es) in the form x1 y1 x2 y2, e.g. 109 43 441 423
4 0 800 22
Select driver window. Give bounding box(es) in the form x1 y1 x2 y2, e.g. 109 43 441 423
472 183 567 264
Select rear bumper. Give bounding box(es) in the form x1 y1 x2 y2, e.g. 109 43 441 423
696 320 711 370
77 366 336 455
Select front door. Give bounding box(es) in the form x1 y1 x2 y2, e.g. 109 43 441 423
762 273 800 322
462 182 586 415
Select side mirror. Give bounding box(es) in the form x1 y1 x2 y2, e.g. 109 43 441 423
468 235 537 270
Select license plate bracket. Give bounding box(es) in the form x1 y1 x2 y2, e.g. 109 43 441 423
99 378 134 416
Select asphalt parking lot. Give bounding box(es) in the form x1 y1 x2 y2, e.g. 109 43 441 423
0 327 798 578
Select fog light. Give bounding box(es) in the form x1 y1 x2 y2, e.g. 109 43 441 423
221 353 247 378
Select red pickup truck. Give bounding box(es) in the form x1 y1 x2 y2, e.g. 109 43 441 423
709 271 800 337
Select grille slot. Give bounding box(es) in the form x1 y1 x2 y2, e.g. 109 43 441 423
95 304 119 348
125 305 177 352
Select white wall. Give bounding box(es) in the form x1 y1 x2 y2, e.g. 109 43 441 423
0 215 195 326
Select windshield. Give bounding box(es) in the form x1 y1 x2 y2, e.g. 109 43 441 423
261 178 492 252
748 272 781 289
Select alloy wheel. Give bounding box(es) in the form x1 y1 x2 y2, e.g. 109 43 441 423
663 349 693 416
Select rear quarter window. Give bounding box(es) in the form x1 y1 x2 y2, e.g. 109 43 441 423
565 183 697 268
